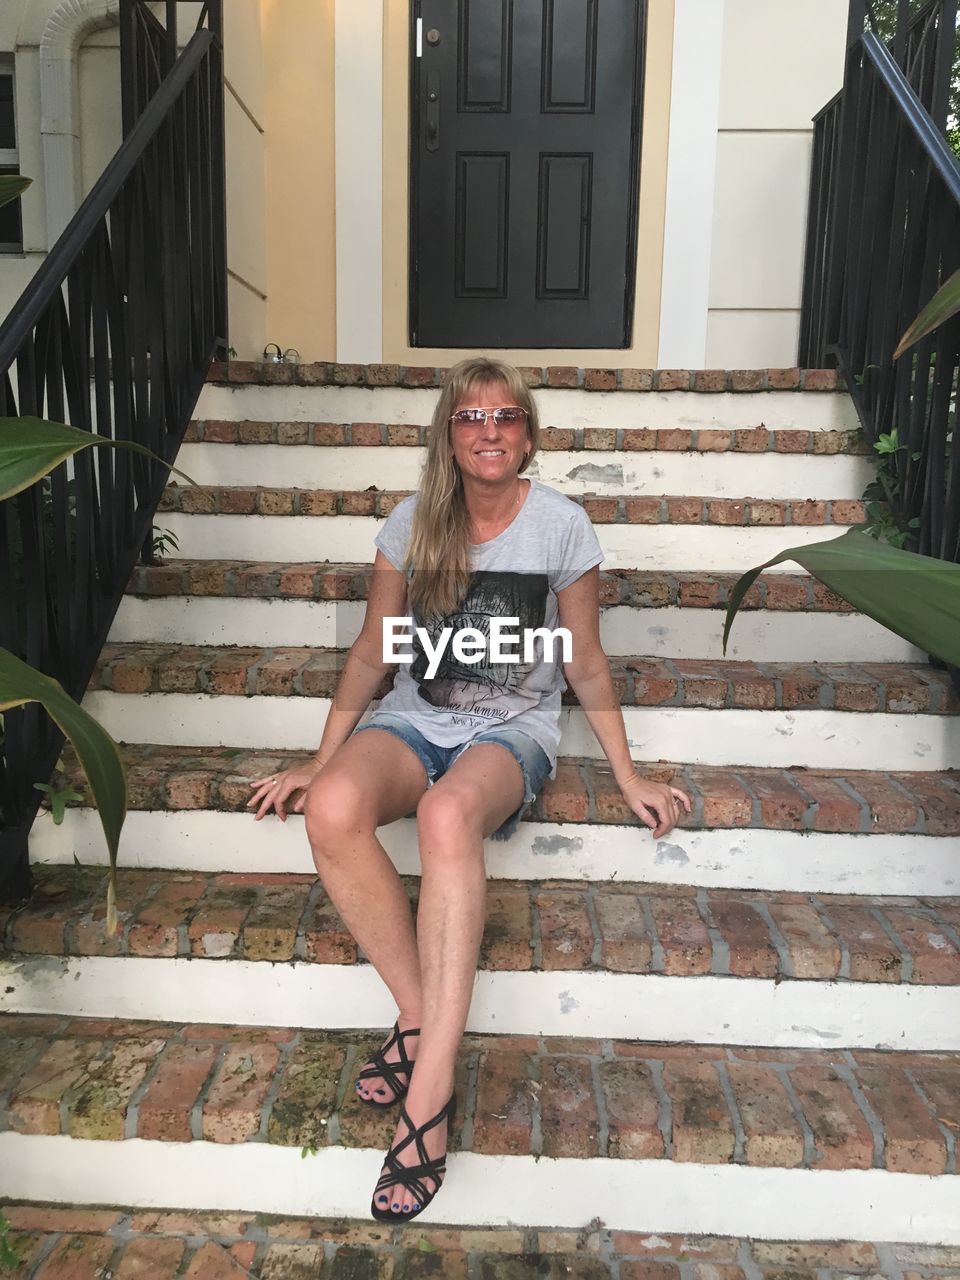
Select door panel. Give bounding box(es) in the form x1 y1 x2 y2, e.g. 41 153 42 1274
541 0 597 113
411 0 644 348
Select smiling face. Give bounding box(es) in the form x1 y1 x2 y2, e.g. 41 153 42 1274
448 379 531 488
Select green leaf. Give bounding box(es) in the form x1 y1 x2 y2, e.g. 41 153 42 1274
0 417 196 501
894 269 960 359
0 175 31 211
0 647 126 933
34 780 82 825
723 529 960 666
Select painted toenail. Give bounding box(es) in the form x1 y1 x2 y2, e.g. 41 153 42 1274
412 1203 420 1211
392 1202 400 1210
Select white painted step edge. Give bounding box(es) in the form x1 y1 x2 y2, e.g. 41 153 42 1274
1 1135 958 1243
110 597 928 665
157 513 850 571
175 441 873 501
195 384 861 433
4 957 960 1052
32 810 960 898
80 691 960 773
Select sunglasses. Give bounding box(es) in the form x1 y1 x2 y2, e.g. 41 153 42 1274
449 407 528 428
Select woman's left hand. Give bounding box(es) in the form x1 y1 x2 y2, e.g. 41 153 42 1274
619 773 692 838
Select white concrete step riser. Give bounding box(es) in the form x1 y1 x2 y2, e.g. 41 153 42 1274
110 597 926 663
34 810 960 897
5 956 959 1051
3 1135 957 1244
176 442 873 501
196 385 861 433
81 691 958 772
157 514 851 570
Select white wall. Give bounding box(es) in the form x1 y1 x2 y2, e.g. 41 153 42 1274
704 0 847 367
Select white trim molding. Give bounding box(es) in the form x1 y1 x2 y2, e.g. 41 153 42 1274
657 0 725 368
39 0 121 247
334 0 383 363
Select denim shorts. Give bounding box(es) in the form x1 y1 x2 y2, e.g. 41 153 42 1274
353 711 552 841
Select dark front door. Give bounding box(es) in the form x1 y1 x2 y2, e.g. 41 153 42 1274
410 0 645 348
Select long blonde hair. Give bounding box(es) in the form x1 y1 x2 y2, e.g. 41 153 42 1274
406 357 541 620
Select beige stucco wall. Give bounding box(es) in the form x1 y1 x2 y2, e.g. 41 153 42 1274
261 0 336 361
223 0 267 358
705 0 847 367
380 0 674 368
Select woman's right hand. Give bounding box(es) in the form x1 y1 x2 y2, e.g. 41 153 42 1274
246 758 325 822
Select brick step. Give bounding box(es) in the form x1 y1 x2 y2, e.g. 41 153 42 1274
2 1014 958 1176
0 1203 928 1280
126 560 857 611
205 361 845 393
7 867 960 985
90 644 958 716
56 745 960 836
82 652 960 770
187 415 867 455
115 560 924 665
159 484 869 528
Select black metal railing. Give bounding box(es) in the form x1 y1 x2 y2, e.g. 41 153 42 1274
0 1 226 900
800 0 960 564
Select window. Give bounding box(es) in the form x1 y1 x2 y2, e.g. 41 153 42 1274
0 61 23 254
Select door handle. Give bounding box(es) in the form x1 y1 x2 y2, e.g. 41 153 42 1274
425 70 440 152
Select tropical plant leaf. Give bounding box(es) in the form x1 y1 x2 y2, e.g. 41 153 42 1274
723 529 960 666
0 417 196 501
0 647 126 934
893 269 960 359
0 175 31 210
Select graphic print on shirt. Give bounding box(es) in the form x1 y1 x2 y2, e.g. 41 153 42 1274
412 570 549 723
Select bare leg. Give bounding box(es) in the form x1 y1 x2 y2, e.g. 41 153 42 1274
303 730 429 1100
373 743 526 1216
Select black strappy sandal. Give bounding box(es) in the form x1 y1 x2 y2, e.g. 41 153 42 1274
370 1092 456 1223
355 1021 420 1109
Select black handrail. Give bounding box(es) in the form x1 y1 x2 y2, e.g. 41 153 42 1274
863 30 960 195
800 0 960 569
0 3 227 901
0 32 220 364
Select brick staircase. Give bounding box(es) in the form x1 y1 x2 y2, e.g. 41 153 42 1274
2 364 959 1254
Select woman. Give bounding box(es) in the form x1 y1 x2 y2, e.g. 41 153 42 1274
247 357 690 1222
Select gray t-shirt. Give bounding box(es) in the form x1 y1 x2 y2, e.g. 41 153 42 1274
372 478 605 769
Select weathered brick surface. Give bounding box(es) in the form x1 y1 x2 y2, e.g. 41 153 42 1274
91 643 958 718
32 1234 117 1278
4 1198 928 1280
12 867 960 988
540 1054 601 1157
600 1058 665 1159
206 363 844 394
160 483 870 526
472 1049 536 1156
663 1060 736 1163
790 1065 875 1169
136 1041 218 1141
202 1042 281 1142
55 747 960 838
128 558 868 618
726 1063 805 1167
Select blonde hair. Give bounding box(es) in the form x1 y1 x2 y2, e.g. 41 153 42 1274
406 357 541 620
